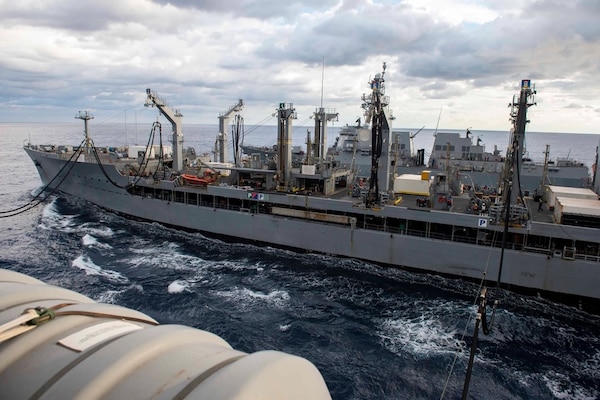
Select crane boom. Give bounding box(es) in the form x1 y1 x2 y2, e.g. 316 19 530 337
144 89 184 171
216 99 244 163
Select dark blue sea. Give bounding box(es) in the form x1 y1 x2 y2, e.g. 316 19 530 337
1 121 600 399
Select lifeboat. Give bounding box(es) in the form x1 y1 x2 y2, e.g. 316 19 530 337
181 173 210 186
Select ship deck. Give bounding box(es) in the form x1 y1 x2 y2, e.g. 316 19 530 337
80 149 559 225
383 193 556 224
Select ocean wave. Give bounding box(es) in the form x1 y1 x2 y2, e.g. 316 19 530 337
79 223 115 238
168 279 193 294
81 234 113 250
39 200 116 240
128 241 206 272
71 255 129 284
30 185 45 197
213 286 290 309
39 200 79 232
376 307 464 359
539 370 598 400
95 289 127 304
211 259 267 272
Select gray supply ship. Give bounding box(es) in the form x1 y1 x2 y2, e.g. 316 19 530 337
24 67 600 308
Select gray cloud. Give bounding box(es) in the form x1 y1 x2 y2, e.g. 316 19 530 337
1 2 129 31
0 0 599 132
148 0 339 20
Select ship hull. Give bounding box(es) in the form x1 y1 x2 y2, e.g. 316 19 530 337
26 148 600 306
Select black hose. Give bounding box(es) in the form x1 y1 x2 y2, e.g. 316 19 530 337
0 141 86 218
3 121 165 218
89 121 160 189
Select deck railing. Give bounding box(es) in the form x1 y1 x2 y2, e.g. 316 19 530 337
134 185 600 264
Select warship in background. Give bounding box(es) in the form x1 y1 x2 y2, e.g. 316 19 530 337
330 119 590 196
23 67 600 309
330 122 425 177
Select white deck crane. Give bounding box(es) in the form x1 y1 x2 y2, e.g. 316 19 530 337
215 99 244 163
144 89 184 171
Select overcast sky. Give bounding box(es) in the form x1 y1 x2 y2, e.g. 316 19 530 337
1 0 599 133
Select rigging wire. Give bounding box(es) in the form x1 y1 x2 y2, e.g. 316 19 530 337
0 141 86 218
238 113 277 148
242 113 313 148
1 121 163 220
231 114 244 166
152 122 168 180
88 121 162 189
438 227 501 399
242 114 275 137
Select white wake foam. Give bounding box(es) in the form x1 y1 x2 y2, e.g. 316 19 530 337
214 286 290 309
95 289 125 304
40 200 79 232
40 201 115 240
377 312 463 359
79 223 115 237
377 302 465 358
81 234 113 250
128 240 206 272
168 280 192 294
540 370 597 400
72 255 129 284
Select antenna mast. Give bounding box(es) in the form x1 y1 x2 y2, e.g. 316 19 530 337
320 57 325 108
75 110 94 155
313 59 338 163
362 62 392 208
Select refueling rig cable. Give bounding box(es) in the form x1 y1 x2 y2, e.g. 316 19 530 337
88 121 162 189
0 140 86 218
439 229 501 400
460 288 498 400
2 121 163 218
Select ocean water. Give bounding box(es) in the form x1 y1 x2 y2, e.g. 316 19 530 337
1 121 600 399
